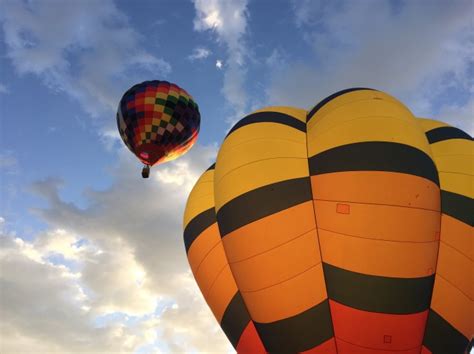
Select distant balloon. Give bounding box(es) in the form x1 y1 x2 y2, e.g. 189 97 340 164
183 89 473 353
117 80 200 177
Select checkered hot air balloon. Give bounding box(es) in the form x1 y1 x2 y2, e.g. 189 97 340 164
183 89 473 353
117 80 200 178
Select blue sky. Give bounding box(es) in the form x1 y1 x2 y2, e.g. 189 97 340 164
0 0 472 352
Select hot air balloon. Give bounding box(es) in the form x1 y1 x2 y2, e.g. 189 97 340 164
183 88 473 353
117 80 200 178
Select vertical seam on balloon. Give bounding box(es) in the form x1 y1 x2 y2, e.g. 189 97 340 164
420 132 442 353
305 110 340 354
213 168 268 351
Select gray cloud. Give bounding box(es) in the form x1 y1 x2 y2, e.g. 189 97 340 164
1 145 232 352
1 0 171 120
272 0 472 133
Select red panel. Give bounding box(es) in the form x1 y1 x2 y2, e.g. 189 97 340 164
420 345 432 354
300 338 338 354
336 338 422 354
144 104 155 112
330 300 428 351
236 322 266 354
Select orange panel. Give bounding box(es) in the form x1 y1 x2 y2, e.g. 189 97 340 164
335 338 422 354
236 322 266 354
311 172 440 210
313 200 440 243
229 229 320 291
436 241 473 299
206 267 238 322
222 201 317 263
300 338 338 353
318 228 439 278
193 242 228 297
440 214 473 260
430 275 473 338
187 223 221 273
242 263 327 323
330 300 428 351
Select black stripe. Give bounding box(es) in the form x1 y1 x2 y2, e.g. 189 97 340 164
441 190 474 226
307 87 376 122
220 292 252 349
216 177 313 237
423 309 469 354
426 126 472 144
254 300 334 353
323 263 435 314
183 208 216 253
226 111 306 138
206 163 216 171
309 142 440 185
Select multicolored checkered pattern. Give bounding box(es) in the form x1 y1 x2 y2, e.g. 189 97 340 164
117 80 200 166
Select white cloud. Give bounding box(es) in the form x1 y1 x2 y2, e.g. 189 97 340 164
188 47 212 61
192 0 249 121
271 0 473 122
216 59 223 69
0 233 155 353
0 0 171 119
1 144 231 352
0 83 8 94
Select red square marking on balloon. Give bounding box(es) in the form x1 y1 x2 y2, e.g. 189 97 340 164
384 335 392 343
336 203 350 214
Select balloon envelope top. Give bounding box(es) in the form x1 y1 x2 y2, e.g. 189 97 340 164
117 80 200 166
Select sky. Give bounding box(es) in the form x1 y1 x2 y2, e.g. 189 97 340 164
0 0 472 353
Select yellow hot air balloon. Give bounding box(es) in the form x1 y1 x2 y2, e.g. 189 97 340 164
183 88 473 354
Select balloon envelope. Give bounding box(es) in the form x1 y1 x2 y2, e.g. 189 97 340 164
117 80 200 166
183 89 473 353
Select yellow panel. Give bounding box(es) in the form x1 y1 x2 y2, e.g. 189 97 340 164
242 263 327 323
252 106 307 122
218 123 306 158
229 229 320 291
430 139 473 157
416 117 449 132
214 138 307 186
308 113 432 158
439 172 473 199
434 154 474 176
309 99 415 135
319 228 439 278
155 92 168 99
431 275 473 339
308 90 404 126
183 170 214 228
436 241 474 299
215 158 309 212
144 97 155 104
440 214 474 260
